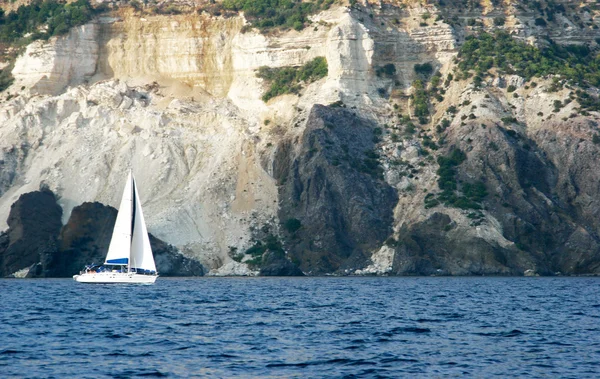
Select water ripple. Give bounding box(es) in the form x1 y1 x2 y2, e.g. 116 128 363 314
1 277 599 378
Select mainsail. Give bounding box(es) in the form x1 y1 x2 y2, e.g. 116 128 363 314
104 171 156 271
105 171 134 265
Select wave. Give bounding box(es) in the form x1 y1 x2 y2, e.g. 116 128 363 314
474 329 525 338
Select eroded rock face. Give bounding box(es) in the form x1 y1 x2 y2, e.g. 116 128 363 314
457 118 600 275
393 103 600 276
394 212 537 276
12 24 99 95
0 189 62 277
56 201 116 275
150 234 205 277
275 105 397 274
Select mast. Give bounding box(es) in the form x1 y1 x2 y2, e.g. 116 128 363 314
129 172 137 271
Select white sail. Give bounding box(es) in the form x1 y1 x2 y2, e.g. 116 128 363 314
130 176 156 272
104 171 133 265
74 170 158 284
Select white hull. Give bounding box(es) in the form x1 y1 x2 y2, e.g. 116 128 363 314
73 272 158 284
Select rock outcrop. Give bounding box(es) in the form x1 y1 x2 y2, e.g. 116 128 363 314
11 24 99 95
275 105 397 274
56 201 116 276
259 250 305 276
387 77 600 276
0 188 62 277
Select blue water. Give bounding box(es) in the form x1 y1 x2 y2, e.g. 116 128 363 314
1 277 599 378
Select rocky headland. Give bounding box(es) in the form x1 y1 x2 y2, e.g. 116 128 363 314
0 0 599 277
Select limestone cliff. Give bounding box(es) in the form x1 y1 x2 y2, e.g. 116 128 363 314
0 0 599 276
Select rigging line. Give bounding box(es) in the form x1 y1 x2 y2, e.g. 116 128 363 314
130 175 137 270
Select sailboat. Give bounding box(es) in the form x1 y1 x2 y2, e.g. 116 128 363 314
73 171 158 284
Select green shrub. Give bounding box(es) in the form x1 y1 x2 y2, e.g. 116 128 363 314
356 149 383 180
501 116 518 124
284 218 302 233
424 148 487 210
384 237 398 246
245 256 263 267
414 62 434 77
412 79 429 119
243 234 285 267
257 57 328 101
264 234 284 254
245 242 267 256
462 181 488 202
507 85 517 92
493 16 506 26
376 63 397 78
223 0 332 32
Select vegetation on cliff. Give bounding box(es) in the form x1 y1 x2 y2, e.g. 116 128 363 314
0 0 98 92
0 0 94 43
243 234 285 268
455 31 600 111
257 57 328 101
425 148 488 210
222 0 334 31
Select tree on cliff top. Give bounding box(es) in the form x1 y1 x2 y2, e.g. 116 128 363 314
0 0 95 44
222 0 334 31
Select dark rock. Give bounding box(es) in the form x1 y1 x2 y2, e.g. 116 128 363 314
0 189 62 277
394 212 537 275
259 250 304 276
429 118 600 275
275 104 397 274
150 234 205 276
0 232 8 275
56 202 117 276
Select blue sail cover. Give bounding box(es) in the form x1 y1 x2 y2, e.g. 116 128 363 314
106 258 129 264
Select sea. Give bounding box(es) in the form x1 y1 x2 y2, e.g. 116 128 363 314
1 277 599 378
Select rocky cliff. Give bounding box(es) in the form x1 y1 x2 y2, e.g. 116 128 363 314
1 0 599 276
275 105 397 274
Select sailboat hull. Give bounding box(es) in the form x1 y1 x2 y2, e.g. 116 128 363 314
73 272 158 284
